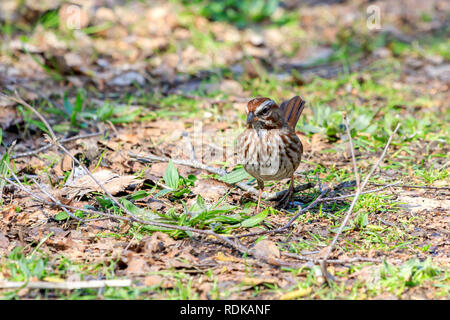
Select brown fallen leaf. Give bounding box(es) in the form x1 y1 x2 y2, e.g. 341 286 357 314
0 232 9 249
125 252 149 275
62 169 143 199
144 275 164 286
0 106 19 129
142 232 176 254
250 240 280 260
191 179 228 201
198 282 213 299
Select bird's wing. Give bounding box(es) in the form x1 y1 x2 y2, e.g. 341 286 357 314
279 95 305 129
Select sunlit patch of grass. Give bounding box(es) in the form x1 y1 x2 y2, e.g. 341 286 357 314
414 166 448 184
367 258 445 298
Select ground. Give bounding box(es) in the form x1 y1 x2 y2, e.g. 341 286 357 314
0 0 449 299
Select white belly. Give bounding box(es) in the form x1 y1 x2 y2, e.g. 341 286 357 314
237 128 302 182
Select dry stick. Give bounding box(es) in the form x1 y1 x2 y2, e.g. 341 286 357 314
2 163 61 208
29 177 84 222
3 93 249 255
281 252 382 264
128 154 401 239
372 183 450 191
3 176 248 253
228 188 331 239
0 169 105 222
3 177 391 267
128 152 315 201
0 279 132 290
319 124 401 281
344 114 360 189
318 182 401 202
11 131 104 159
129 152 259 195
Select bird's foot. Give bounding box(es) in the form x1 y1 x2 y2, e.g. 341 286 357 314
275 190 294 209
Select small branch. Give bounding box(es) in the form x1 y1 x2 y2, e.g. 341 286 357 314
29 177 83 222
344 113 360 189
128 152 315 201
371 183 450 191
318 182 401 202
0 279 132 290
228 188 331 239
2 93 250 255
11 132 104 159
129 151 261 195
3 175 248 254
319 124 401 281
281 252 382 264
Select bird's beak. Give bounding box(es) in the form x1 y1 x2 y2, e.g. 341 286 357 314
246 112 255 125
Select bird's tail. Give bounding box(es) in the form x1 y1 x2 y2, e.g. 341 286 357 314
279 95 305 129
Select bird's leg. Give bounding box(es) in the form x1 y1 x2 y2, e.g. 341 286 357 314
256 180 264 213
276 174 295 209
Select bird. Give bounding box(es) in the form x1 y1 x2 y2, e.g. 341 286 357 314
237 96 305 213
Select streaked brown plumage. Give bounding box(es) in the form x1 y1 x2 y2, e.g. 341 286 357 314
237 96 305 212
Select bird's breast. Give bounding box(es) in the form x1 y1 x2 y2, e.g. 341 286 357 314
237 128 302 182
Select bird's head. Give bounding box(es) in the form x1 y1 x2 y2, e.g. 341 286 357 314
245 97 284 130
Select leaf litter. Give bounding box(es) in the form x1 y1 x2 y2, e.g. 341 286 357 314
0 0 449 300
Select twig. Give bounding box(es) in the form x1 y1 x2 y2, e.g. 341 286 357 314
2 168 97 223
29 177 83 222
0 279 132 290
2 92 250 255
6 174 305 272
228 188 331 239
318 182 401 202
128 152 315 201
3 176 249 255
281 252 382 264
371 183 450 191
11 132 104 159
319 124 401 281
344 113 360 189
128 152 259 194
316 173 323 192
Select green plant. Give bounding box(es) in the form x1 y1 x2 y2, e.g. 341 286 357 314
179 0 280 27
371 258 442 297
154 160 197 199
63 89 86 128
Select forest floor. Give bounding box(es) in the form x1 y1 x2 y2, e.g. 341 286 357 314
0 0 449 299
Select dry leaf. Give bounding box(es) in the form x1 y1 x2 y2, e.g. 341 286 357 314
280 288 312 300
125 252 149 275
144 275 164 286
142 232 176 254
62 169 142 199
191 179 228 201
250 240 280 259
0 232 9 249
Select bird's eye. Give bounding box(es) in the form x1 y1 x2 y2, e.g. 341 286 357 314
260 106 270 115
